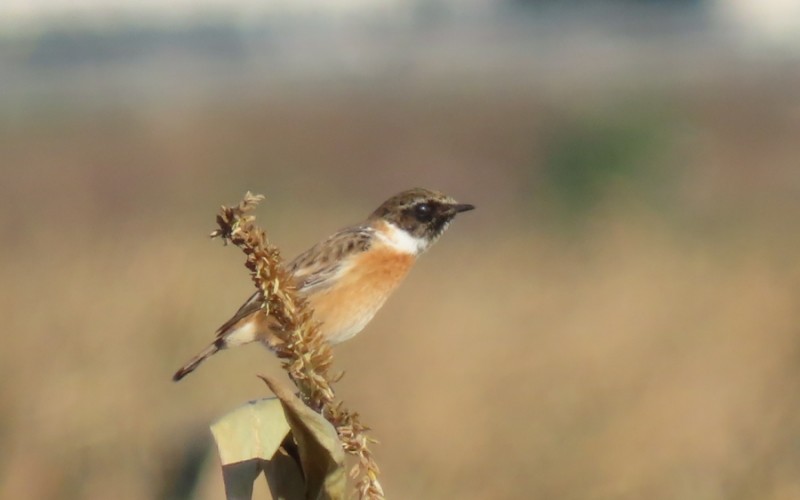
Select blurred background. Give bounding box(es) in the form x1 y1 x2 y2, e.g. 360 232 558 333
2 1 800 499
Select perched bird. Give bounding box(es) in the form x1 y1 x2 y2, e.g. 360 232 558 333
173 187 474 381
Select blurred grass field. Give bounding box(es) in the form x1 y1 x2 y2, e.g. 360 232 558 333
2 57 800 499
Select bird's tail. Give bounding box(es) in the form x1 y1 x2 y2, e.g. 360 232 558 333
172 339 223 382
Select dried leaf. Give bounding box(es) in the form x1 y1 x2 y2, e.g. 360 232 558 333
210 397 291 465
262 376 347 500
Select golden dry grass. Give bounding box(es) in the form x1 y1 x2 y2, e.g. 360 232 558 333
1 79 800 499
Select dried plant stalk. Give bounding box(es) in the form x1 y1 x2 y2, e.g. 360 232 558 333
210 192 384 499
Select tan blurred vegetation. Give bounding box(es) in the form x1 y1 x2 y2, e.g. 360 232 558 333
2 62 800 500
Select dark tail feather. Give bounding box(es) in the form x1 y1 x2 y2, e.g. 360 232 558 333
173 341 222 382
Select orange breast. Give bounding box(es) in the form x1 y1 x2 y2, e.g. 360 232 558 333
306 245 416 344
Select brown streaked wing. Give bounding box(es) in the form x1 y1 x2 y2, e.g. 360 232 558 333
214 225 373 337
287 225 373 294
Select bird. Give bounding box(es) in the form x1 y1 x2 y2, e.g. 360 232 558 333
173 187 474 381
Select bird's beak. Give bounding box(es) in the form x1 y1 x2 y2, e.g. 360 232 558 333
452 203 475 214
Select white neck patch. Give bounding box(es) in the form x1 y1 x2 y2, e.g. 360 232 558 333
378 222 428 255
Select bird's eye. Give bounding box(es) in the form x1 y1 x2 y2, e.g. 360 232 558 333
413 202 433 222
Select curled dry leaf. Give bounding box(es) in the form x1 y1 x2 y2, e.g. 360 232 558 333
261 375 346 500
210 397 290 466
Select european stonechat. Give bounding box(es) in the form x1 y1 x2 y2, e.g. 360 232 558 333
173 187 474 381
